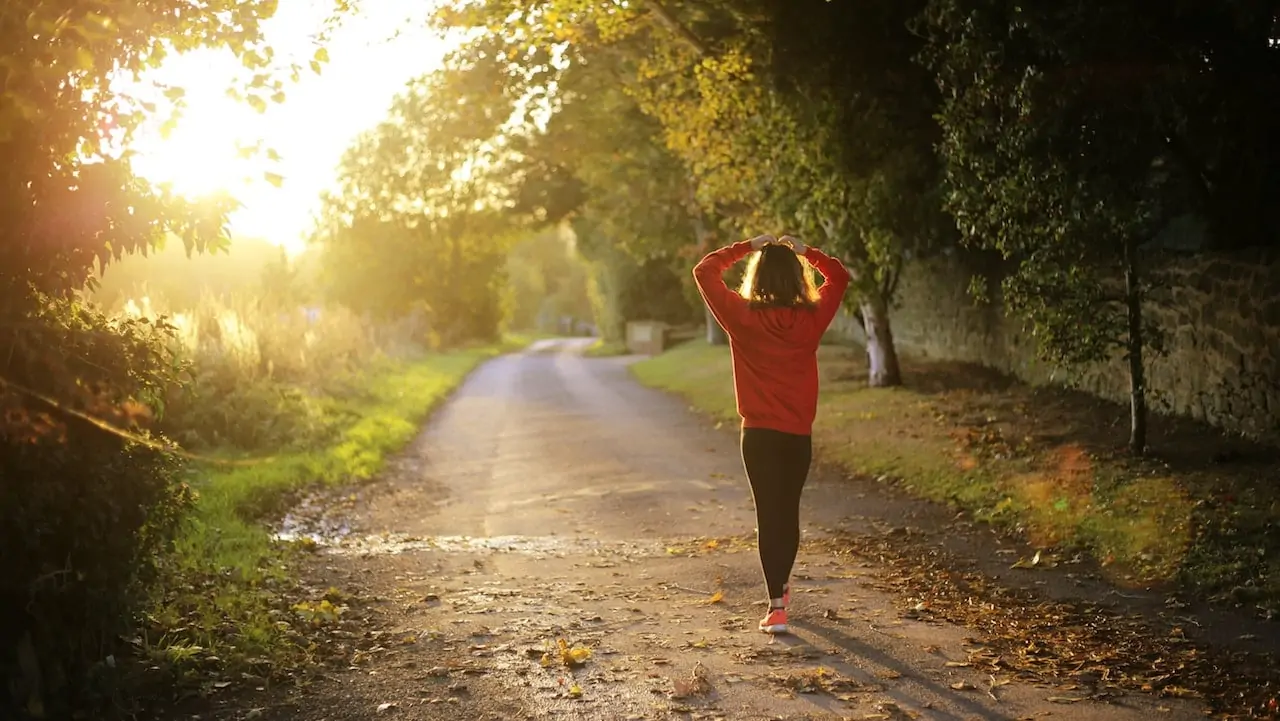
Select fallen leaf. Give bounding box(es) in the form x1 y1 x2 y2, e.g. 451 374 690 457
1160 685 1199 698
541 638 591 668
376 702 397 713
706 590 725 604
1011 550 1043 570
1047 696 1084 704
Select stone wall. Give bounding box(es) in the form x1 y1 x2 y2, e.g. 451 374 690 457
831 248 1280 444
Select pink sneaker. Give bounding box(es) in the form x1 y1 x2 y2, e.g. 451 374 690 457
759 607 788 634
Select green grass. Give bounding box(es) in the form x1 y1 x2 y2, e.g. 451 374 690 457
146 343 510 681
632 340 1275 608
177 350 493 575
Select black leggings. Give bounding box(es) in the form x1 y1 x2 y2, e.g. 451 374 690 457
740 427 813 600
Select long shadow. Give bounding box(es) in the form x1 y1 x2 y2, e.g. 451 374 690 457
778 617 1014 721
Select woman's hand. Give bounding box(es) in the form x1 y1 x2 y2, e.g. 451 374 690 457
749 234 777 251
779 235 808 255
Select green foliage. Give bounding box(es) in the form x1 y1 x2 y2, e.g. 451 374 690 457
506 228 594 332
0 0 297 301
573 217 700 342
0 298 192 718
925 0 1280 365
925 1 1169 364
0 0 323 706
112 284 385 453
432 0 957 384
316 69 513 346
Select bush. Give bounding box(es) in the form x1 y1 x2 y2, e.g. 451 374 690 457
121 294 387 452
0 297 191 719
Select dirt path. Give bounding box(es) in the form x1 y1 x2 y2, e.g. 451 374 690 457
196 338 1213 721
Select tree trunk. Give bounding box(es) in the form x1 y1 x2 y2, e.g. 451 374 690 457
860 293 902 387
1123 238 1148 456
705 304 728 345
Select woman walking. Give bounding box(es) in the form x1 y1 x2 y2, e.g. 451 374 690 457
692 233 851 634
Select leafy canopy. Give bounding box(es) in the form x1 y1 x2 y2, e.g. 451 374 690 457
315 65 515 343
924 0 1196 365
0 0 327 300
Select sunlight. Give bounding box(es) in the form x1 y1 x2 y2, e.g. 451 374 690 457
130 53 264 199
126 0 458 255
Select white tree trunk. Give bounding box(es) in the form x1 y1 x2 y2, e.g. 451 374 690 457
860 294 902 387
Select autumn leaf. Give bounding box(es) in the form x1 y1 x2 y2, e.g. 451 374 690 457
1011 550 1043 569
542 638 591 668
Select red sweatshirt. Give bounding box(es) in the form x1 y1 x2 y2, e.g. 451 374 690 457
693 240 851 436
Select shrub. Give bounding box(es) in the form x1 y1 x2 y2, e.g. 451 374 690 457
123 293 387 452
0 297 192 719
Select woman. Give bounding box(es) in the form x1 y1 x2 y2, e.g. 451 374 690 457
692 233 851 634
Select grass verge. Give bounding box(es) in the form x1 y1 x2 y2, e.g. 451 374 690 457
136 342 515 700
631 340 1280 616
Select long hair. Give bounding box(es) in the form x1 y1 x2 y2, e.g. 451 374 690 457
738 245 820 309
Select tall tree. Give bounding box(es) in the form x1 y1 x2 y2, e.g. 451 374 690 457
512 42 706 340
0 0 312 714
390 25 708 342
0 0 312 432
435 0 955 385
922 0 1242 454
314 67 515 345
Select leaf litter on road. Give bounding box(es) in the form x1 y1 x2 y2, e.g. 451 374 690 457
768 665 868 698
812 532 1280 718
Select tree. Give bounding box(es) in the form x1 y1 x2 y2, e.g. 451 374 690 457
435 0 955 386
0 0 317 714
389 23 708 343
0 0 304 297
0 0 320 435
314 68 515 345
510 42 706 340
923 0 1226 454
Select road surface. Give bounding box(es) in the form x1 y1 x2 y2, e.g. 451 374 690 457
223 338 1209 721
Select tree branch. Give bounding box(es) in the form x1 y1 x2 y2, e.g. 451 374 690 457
641 0 710 58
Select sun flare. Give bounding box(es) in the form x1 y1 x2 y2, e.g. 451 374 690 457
129 59 268 200
124 0 454 256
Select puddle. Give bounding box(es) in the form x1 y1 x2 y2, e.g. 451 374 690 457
271 490 664 557
275 494 354 545
276 529 664 558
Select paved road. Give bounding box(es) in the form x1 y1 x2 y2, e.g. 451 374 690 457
243 338 1206 721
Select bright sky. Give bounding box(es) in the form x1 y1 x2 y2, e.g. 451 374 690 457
129 0 456 254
